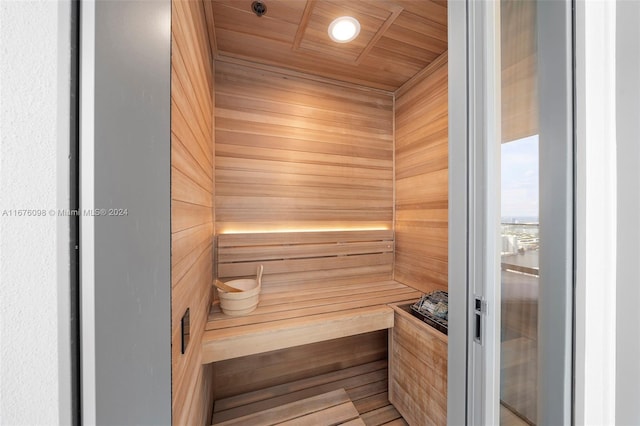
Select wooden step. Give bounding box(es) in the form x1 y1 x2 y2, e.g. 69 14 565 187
211 389 360 426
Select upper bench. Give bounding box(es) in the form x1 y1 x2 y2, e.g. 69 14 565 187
201 230 421 364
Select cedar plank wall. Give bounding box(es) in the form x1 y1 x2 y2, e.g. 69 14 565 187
214 61 394 233
394 52 448 293
171 1 215 425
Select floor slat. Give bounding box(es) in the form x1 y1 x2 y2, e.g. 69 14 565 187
277 401 360 426
360 405 403 426
213 389 351 426
212 368 387 423
215 360 386 412
379 419 409 426
352 392 390 414
211 361 406 426
341 419 367 426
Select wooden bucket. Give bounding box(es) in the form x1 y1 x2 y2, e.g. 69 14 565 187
218 265 263 316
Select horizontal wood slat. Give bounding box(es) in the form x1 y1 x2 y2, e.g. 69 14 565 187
251 265 393 288
218 253 394 279
214 62 393 233
217 230 395 280
218 241 393 263
218 230 393 247
218 242 393 262
394 51 448 293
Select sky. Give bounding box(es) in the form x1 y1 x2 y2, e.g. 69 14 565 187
501 134 539 220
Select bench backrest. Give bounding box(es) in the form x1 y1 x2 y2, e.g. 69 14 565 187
216 230 394 287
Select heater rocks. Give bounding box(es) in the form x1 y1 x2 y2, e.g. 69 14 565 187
410 290 449 335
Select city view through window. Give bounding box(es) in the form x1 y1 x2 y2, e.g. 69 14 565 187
501 135 539 270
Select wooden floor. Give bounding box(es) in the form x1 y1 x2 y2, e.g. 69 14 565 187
211 360 407 426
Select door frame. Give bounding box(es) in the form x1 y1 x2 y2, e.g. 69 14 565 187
79 1 172 424
446 0 469 422
448 1 575 424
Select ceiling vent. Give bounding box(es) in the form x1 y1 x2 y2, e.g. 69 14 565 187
251 1 267 17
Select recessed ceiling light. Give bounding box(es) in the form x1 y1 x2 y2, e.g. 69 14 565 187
328 16 360 43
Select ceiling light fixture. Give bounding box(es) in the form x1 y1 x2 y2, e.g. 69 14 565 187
328 16 360 43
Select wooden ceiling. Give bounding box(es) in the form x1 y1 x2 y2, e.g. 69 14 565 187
203 0 448 91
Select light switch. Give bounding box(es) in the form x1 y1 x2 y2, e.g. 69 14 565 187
181 308 190 354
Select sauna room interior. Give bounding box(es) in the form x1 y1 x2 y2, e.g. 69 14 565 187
171 0 449 424
171 1 535 425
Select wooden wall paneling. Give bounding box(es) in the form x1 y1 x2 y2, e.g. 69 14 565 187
173 5 213 135
171 0 215 424
393 51 448 293
214 60 394 233
171 249 214 425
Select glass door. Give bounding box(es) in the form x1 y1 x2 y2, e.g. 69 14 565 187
461 1 574 424
499 2 539 423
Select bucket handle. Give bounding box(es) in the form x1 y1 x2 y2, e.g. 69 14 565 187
256 264 264 286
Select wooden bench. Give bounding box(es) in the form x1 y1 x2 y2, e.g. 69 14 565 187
201 230 421 364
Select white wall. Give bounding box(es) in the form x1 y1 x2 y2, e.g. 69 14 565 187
0 1 70 425
574 1 619 424
574 2 640 424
